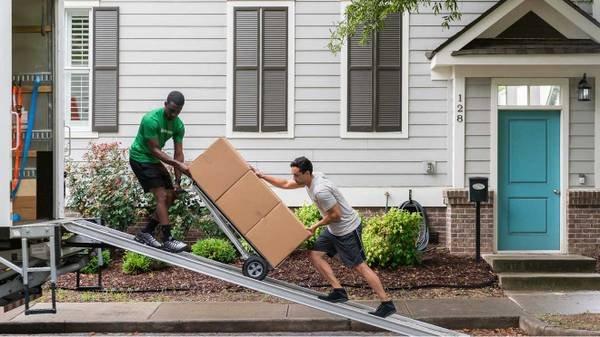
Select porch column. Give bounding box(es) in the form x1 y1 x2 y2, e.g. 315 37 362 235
1 0 12 225
444 189 494 255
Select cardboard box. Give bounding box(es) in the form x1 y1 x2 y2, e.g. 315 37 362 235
246 203 311 267
216 171 280 235
190 137 309 268
189 138 249 201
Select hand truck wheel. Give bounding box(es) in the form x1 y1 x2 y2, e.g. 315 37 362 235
242 255 268 280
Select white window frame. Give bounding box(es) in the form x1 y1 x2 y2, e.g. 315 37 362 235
64 7 96 136
340 2 409 139
226 0 295 139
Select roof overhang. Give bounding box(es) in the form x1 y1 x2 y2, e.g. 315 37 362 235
428 0 600 79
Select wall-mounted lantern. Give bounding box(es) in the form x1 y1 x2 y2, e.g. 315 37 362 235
578 73 592 102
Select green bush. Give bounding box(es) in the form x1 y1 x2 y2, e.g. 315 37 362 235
294 204 323 249
191 238 237 263
65 142 150 231
122 251 154 274
362 208 422 268
80 249 111 274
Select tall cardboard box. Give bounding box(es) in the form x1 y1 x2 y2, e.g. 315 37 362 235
189 138 309 268
246 203 310 267
216 171 280 235
189 138 249 201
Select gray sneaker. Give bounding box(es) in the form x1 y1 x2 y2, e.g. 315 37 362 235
134 232 162 249
162 239 187 253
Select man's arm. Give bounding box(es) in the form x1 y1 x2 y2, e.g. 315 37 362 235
147 139 190 175
309 203 341 234
252 167 302 189
174 142 185 187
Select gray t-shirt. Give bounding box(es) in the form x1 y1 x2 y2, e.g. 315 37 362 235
305 172 360 236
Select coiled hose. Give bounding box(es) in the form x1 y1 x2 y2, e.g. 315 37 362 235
399 189 429 252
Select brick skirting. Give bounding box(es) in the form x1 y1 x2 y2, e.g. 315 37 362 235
443 189 494 255
568 190 600 258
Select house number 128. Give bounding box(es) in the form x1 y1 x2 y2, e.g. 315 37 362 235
456 94 464 123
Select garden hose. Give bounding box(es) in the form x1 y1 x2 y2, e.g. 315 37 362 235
399 190 429 252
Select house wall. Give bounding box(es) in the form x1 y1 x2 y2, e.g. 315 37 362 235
64 0 504 207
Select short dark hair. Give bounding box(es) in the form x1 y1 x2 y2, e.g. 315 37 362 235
166 90 185 106
290 156 313 174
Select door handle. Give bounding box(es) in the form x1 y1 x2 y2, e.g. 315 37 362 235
553 189 560 195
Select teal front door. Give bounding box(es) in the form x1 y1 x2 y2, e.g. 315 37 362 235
498 110 560 251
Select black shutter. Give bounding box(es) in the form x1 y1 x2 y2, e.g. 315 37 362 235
234 9 259 132
92 7 119 132
348 13 402 132
348 27 373 132
261 9 287 132
376 13 401 131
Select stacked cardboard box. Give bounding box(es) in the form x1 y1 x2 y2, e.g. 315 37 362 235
189 138 309 267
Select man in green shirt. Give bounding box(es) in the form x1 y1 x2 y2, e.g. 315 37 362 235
130 91 190 253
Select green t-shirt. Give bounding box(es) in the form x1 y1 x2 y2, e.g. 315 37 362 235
129 107 185 163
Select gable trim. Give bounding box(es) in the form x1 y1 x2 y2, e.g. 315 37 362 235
427 0 600 61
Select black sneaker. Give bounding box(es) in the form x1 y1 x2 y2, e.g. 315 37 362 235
134 232 162 249
162 238 188 253
318 288 349 303
369 301 396 318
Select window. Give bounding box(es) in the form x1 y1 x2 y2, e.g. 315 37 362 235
498 85 560 106
65 9 92 131
233 7 288 133
347 13 402 133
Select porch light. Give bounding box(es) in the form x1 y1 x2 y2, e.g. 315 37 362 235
578 73 591 102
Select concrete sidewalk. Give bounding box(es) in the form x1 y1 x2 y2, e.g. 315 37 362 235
0 298 522 334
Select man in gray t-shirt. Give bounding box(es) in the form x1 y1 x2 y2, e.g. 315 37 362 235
254 156 396 318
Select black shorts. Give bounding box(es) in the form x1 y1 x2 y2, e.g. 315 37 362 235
312 224 366 268
129 159 174 193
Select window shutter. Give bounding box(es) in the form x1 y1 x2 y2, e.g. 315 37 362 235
234 9 259 132
92 7 119 132
376 13 401 131
261 9 287 132
348 27 373 132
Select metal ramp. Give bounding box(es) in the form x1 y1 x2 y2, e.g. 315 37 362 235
62 219 466 336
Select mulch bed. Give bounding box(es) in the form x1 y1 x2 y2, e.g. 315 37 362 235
57 247 497 296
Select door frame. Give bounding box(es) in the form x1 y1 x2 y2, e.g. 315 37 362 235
490 78 569 253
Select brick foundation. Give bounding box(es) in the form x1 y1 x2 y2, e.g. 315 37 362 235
568 190 600 258
443 189 494 255
425 207 447 245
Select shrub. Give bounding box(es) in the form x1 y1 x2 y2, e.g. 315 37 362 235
362 208 422 268
65 142 150 231
191 238 237 263
294 203 323 249
122 251 154 274
80 249 111 274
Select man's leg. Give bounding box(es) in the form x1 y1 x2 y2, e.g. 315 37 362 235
159 189 176 241
353 263 396 318
309 250 343 289
353 263 389 301
309 250 349 303
152 187 170 225
133 186 168 248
